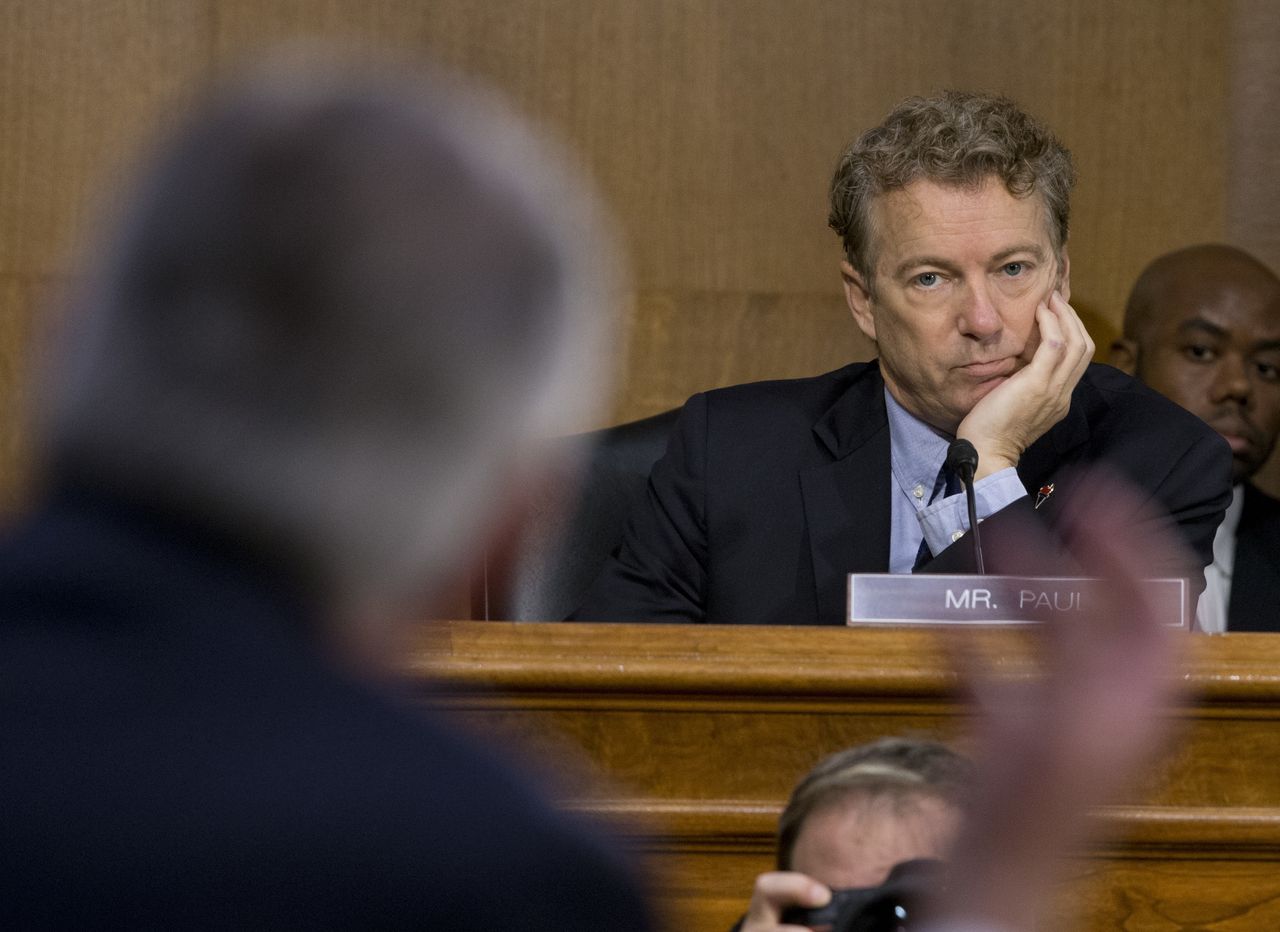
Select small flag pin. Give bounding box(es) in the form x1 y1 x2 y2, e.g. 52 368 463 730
1035 482 1055 509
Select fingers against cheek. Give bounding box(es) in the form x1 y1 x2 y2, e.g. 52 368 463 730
1073 305 1096 359
1050 290 1083 333
1044 293 1094 388
1051 291 1095 360
1035 301 1066 360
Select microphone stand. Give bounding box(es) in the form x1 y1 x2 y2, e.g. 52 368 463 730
946 439 985 575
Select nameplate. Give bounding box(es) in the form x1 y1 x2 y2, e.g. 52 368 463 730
847 574 1189 629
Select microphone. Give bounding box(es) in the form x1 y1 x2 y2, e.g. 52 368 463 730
945 439 985 574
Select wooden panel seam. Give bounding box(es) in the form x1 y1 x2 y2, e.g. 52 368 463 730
566 798 1280 857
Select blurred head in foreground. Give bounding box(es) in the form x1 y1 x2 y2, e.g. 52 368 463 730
1112 244 1280 486
777 738 971 889
5 53 652 932
40 52 620 644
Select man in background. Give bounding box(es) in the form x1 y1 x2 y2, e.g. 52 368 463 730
0 56 650 929
1111 244 1280 632
736 738 971 932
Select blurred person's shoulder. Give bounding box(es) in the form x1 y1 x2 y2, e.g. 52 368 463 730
0 493 652 931
293 690 656 930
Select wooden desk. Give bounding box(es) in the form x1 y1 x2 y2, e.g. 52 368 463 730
405 622 1280 930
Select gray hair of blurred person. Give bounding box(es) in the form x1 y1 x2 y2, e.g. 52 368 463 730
776 737 974 871
828 90 1075 295
38 55 621 628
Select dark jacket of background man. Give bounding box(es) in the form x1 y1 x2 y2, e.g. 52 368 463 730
1112 243 1280 633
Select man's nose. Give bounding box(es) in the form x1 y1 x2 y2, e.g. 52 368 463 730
1209 353 1252 406
958 282 1003 340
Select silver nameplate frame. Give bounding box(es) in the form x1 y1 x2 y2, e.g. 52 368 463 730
847 574 1189 629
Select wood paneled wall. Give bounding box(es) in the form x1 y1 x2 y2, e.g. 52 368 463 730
2 0 1277 500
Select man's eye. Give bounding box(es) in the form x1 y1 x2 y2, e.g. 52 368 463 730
915 272 941 288
1183 344 1216 361
1257 361 1280 382
1001 262 1025 276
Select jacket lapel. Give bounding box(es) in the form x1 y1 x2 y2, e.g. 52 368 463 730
1227 484 1280 632
1015 378 1098 520
795 367 1102 621
800 366 891 622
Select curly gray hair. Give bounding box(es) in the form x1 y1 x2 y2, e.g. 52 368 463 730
829 91 1074 294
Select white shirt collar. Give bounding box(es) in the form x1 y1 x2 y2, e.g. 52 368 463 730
1213 484 1246 576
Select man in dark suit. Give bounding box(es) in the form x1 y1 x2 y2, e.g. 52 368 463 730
0 58 651 928
575 91 1229 625
1111 244 1280 633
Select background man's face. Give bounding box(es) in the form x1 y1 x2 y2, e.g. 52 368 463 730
788 791 961 889
1126 281 1280 485
843 177 1067 434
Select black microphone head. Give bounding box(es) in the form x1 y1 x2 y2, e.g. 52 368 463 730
946 439 979 477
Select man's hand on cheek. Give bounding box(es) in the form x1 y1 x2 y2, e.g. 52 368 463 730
956 291 1094 479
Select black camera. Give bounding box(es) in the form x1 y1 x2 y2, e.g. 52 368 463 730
778 858 945 932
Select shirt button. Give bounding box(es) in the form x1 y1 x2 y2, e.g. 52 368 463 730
913 484 925 499
951 529 965 542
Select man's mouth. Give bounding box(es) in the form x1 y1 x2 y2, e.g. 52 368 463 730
959 358 1016 379
1211 419 1262 456
1219 433 1253 455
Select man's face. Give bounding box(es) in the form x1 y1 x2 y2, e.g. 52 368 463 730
842 177 1068 434
1118 275 1280 485
789 791 961 889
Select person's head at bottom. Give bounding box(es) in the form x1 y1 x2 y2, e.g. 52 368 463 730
40 53 620 655
737 738 971 932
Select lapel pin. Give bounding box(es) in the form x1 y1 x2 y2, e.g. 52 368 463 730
1035 482 1055 509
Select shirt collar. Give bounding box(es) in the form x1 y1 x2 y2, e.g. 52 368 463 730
1213 483 1247 574
885 388 952 500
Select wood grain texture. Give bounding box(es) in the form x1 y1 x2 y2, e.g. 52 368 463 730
0 276 66 514
1228 0 1280 272
1228 0 1280 499
0 2 213 503
578 801 1280 930
0 1 212 277
0 1 1257 501
412 621 1280 702
415 622 1280 931
618 290 874 420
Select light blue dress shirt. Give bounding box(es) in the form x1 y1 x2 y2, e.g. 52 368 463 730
885 388 1028 573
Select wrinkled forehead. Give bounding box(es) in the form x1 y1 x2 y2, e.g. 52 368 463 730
1143 276 1280 346
865 176 1059 264
805 787 963 834
790 791 963 888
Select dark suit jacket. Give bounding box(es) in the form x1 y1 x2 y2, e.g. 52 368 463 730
0 487 652 929
1228 483 1280 632
573 362 1231 625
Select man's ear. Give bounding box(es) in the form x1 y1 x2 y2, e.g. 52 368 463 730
1108 337 1138 375
841 260 877 342
1057 247 1071 302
